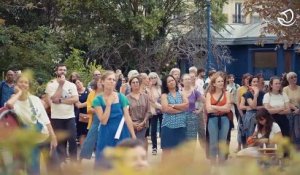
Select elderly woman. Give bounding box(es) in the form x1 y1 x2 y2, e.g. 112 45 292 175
120 70 139 95
283 72 300 148
148 72 163 155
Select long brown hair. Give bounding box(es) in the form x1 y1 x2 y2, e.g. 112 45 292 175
268 76 282 94
208 71 226 94
256 108 274 138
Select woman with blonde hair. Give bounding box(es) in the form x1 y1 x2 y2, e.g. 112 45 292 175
93 71 136 168
139 73 150 94
148 72 162 155
6 74 57 174
181 74 205 142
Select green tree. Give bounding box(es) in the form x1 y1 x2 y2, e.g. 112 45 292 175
244 0 300 48
0 25 63 80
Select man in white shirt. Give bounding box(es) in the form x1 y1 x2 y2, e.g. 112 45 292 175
45 64 79 162
195 68 205 95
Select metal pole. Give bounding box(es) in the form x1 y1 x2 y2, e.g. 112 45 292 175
206 0 212 75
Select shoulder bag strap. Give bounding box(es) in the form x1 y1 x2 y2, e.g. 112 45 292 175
28 96 38 121
213 91 224 105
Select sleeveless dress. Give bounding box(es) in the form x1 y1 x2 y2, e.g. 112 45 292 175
93 93 130 166
76 88 89 137
161 91 187 149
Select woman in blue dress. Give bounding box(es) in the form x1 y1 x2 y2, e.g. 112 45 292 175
93 71 136 168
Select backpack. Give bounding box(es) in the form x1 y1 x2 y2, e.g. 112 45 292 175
0 107 21 137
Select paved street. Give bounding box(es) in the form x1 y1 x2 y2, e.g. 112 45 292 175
147 120 239 165
78 119 239 172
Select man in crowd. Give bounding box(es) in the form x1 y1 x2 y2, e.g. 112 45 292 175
195 68 205 95
87 70 101 91
45 64 79 163
0 70 15 107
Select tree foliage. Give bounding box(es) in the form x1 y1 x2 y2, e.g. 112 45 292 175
0 0 230 79
244 0 300 48
0 25 62 80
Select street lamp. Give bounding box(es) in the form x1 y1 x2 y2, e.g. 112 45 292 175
206 0 212 75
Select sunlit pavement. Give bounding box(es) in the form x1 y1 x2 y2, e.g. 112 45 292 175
147 119 239 165
79 119 239 171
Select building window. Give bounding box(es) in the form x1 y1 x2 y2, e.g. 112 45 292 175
253 51 277 79
233 3 245 23
253 52 277 68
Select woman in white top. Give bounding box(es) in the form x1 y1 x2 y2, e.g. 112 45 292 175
6 74 57 175
263 76 290 137
252 108 282 143
237 108 282 157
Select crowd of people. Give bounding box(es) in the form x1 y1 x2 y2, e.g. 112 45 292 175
1 64 300 174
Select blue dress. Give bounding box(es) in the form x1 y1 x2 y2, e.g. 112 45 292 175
93 93 130 166
75 89 89 137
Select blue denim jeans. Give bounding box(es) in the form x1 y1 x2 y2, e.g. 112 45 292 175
208 115 230 161
28 146 41 175
243 110 257 139
80 116 100 159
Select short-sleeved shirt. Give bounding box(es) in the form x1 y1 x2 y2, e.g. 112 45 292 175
45 79 78 119
92 93 129 109
188 89 201 112
14 95 50 135
243 91 265 107
238 86 248 102
0 81 14 107
127 93 151 123
263 92 289 108
196 78 205 95
283 86 300 108
255 122 281 140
